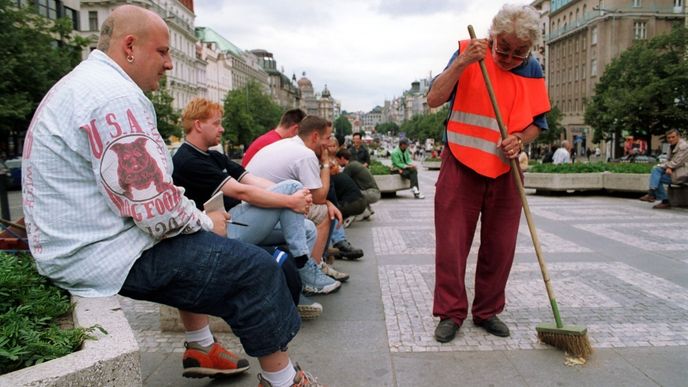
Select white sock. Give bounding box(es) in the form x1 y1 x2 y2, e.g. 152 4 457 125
260 360 296 387
185 325 214 347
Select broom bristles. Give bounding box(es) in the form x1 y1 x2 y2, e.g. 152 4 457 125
537 330 593 359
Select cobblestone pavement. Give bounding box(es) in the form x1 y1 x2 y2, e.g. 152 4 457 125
112 169 688 385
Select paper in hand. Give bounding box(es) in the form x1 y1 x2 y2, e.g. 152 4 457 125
203 191 225 213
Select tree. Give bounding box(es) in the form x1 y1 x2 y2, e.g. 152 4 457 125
398 105 448 143
375 122 400 136
334 115 352 145
0 0 86 157
146 76 180 143
222 80 282 147
534 105 564 145
585 25 688 147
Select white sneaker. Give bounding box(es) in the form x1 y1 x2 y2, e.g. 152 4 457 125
343 216 355 228
297 293 322 320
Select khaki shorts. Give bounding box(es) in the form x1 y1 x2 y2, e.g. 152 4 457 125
307 203 328 225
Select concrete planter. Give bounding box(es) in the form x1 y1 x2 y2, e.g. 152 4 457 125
0 296 141 387
602 173 648 192
524 172 604 191
422 160 441 170
524 172 650 193
373 174 411 193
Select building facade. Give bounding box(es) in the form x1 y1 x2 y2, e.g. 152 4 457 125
250 49 300 109
78 0 205 110
534 0 685 157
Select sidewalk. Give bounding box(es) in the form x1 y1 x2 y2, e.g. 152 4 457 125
106 168 687 385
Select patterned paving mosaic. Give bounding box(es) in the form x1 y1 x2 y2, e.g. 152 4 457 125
573 223 688 252
530 204 688 221
379 262 688 353
372 225 590 256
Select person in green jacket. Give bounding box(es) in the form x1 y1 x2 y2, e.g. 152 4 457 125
391 138 425 199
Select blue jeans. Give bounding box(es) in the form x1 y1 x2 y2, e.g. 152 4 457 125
649 166 673 201
228 180 316 257
330 219 345 244
120 231 300 357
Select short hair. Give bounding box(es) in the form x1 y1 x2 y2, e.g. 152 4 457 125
666 128 681 137
181 98 223 134
279 109 306 128
352 132 362 139
489 4 541 47
336 148 352 160
298 115 329 138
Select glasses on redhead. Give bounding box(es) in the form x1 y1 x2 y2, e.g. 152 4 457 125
492 40 530 61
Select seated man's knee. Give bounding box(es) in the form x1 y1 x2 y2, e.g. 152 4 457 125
271 179 304 194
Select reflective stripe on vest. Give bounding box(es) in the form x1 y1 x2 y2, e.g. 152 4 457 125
446 40 550 178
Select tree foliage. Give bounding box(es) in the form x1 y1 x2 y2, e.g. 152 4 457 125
334 115 352 145
534 105 564 145
375 122 400 136
146 76 180 143
398 105 448 143
0 0 87 157
222 80 282 147
585 25 688 145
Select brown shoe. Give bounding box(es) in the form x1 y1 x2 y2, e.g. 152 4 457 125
652 202 671 209
639 194 656 202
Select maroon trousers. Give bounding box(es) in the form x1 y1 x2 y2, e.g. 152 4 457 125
433 149 522 323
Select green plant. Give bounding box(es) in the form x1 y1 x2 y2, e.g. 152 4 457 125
369 160 391 175
527 162 654 174
0 253 103 375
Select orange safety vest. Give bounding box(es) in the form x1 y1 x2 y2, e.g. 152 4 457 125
446 40 550 178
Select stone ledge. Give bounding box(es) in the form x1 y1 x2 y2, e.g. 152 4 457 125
374 174 412 193
422 160 441 170
0 296 141 387
524 172 649 193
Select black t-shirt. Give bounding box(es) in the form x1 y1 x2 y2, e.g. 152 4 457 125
172 143 247 210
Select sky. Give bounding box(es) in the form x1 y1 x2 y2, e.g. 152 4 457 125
194 0 532 113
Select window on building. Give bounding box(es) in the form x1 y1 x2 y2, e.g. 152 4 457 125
634 21 647 40
674 0 683 7
632 0 642 7
591 59 597 77
63 6 78 30
89 11 99 31
36 0 58 19
591 26 597 45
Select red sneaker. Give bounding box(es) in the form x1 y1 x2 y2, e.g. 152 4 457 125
182 341 249 378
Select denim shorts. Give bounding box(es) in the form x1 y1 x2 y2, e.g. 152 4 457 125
119 230 300 357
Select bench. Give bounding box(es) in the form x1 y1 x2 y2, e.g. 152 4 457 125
668 184 688 207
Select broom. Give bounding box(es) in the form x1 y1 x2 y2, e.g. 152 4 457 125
467 25 592 359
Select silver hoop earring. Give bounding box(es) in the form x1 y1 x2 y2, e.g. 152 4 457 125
126 55 134 63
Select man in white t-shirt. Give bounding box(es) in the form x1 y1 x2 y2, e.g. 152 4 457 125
247 116 350 285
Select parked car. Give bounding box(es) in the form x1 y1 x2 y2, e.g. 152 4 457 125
610 154 657 164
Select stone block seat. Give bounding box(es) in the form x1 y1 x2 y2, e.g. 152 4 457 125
373 174 412 196
668 183 688 207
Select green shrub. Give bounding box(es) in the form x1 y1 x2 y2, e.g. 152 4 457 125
369 160 391 175
527 162 654 174
0 253 102 375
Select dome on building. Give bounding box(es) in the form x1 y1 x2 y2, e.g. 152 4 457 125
297 71 312 89
321 84 331 98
